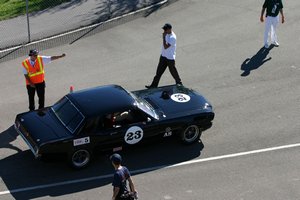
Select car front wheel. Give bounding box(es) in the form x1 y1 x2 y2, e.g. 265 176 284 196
68 149 91 169
180 125 201 144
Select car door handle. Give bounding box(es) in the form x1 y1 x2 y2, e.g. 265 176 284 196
110 132 118 136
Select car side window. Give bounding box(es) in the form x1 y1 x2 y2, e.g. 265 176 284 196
104 109 147 128
103 113 115 128
83 117 103 133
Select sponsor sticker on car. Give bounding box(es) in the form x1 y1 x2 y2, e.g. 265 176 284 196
73 137 90 146
163 127 172 137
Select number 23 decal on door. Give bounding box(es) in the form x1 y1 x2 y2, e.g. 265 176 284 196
124 126 143 145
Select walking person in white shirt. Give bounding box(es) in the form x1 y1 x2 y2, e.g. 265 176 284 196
145 23 182 88
260 0 285 49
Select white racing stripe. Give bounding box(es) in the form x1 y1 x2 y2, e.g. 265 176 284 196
0 142 300 195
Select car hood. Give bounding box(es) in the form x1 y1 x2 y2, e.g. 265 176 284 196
133 85 213 119
15 108 70 145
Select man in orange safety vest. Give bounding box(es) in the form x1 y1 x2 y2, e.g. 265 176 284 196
22 49 66 111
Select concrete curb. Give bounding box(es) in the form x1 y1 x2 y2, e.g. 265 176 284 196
0 0 178 63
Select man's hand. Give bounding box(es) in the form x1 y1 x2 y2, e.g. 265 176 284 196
260 16 264 22
51 53 66 61
281 15 285 23
24 75 35 88
29 83 35 88
260 7 266 23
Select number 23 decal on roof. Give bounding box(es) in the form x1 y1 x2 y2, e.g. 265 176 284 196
124 126 144 144
171 93 191 103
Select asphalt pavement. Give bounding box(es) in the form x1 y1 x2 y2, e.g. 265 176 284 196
0 0 299 199
0 0 170 62
0 0 164 50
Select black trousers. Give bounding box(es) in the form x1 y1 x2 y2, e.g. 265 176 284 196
150 55 182 87
26 81 45 111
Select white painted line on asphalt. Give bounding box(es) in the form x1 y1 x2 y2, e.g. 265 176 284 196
0 142 300 195
166 142 300 168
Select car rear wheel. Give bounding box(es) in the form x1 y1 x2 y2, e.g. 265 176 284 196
68 149 91 169
180 125 201 144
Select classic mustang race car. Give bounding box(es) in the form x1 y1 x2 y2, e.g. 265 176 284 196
15 84 214 169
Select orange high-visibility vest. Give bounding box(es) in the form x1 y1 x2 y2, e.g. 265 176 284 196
22 56 45 85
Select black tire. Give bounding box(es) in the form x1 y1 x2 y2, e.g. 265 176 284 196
68 149 91 169
180 124 201 144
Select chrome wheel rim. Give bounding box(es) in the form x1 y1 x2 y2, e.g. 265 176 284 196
183 125 199 143
72 149 90 168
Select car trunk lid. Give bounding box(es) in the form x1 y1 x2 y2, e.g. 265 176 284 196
15 108 70 146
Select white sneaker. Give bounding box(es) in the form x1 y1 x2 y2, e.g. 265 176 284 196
272 41 279 47
264 43 269 49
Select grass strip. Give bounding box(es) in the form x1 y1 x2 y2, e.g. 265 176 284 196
0 0 71 21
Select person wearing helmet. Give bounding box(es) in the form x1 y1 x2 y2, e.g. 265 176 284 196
110 153 138 200
22 49 66 111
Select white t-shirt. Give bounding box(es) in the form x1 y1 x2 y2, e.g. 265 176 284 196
22 56 51 74
161 32 176 60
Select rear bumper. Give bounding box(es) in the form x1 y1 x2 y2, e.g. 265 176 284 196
14 123 41 158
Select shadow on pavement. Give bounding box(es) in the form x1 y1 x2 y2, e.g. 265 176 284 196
69 0 168 45
0 125 22 153
240 45 274 77
28 0 89 17
0 0 173 63
0 127 203 199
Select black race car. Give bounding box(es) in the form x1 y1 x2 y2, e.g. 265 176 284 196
15 84 214 169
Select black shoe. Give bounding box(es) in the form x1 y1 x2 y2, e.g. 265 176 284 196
145 85 156 89
176 82 183 86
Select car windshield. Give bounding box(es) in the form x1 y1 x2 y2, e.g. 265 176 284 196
129 92 159 120
51 96 85 134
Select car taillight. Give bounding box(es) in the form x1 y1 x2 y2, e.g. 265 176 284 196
15 120 20 129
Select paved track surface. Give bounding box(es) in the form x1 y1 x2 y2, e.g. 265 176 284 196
0 0 163 49
0 0 299 199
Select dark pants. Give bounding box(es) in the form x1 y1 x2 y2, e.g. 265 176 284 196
150 55 182 87
26 81 45 111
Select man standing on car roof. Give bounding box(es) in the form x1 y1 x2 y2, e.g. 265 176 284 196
260 0 284 49
111 153 138 200
145 23 182 88
22 49 66 111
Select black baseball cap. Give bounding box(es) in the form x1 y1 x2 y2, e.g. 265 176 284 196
29 49 38 56
162 23 172 30
110 153 122 164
